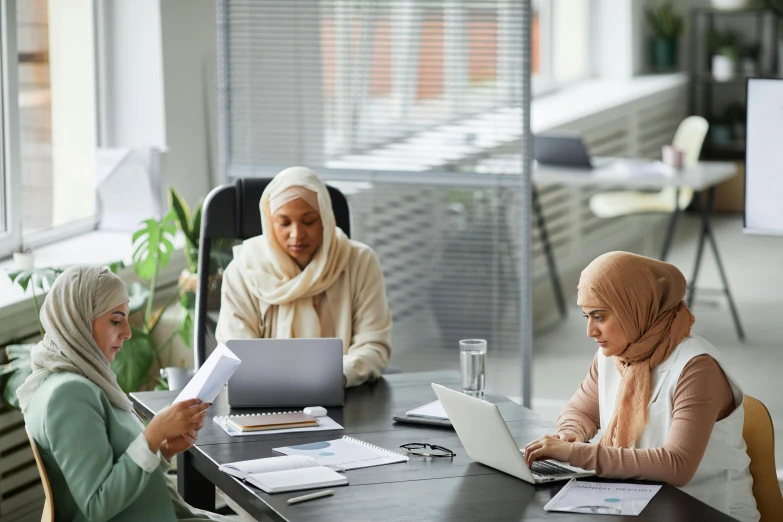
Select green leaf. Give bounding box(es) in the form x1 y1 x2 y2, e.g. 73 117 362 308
191 201 203 243
111 326 156 393
127 282 150 314
169 186 191 235
131 214 178 280
6 343 34 359
177 308 194 348
107 260 125 274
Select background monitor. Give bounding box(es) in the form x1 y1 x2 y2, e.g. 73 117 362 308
744 78 783 236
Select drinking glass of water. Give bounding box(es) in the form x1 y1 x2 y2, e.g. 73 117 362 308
459 339 487 398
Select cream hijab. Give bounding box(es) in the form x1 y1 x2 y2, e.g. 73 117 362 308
577 251 695 448
17 266 132 413
234 166 352 338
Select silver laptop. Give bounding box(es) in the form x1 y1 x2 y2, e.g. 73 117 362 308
226 339 344 408
534 132 613 169
432 384 594 484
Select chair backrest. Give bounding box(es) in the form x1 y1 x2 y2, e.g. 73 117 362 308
742 395 783 521
193 177 351 368
672 115 709 167
26 429 54 522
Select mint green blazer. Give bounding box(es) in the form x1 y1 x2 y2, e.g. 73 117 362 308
23 372 179 522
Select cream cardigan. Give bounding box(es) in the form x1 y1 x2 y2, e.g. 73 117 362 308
216 239 392 387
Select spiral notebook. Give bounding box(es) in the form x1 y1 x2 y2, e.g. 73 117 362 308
274 436 409 470
213 411 344 437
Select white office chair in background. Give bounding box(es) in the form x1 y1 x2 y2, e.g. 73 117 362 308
588 116 709 220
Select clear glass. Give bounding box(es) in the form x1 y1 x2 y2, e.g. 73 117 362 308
459 339 487 397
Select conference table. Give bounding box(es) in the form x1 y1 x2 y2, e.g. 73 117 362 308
131 371 737 521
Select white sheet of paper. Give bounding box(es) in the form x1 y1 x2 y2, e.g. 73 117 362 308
406 400 449 420
174 344 241 404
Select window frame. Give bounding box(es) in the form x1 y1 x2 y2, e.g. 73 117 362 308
532 0 595 98
0 0 21 258
0 0 101 259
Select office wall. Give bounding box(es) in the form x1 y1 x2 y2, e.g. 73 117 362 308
159 0 218 205
99 0 217 208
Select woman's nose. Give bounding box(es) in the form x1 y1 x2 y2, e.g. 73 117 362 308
123 324 132 340
586 321 599 338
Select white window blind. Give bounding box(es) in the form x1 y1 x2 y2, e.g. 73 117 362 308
216 0 534 403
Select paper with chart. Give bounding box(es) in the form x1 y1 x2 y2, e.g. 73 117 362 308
274 437 408 470
544 479 661 516
174 344 241 404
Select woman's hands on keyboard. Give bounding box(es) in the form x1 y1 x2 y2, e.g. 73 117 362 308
524 434 573 468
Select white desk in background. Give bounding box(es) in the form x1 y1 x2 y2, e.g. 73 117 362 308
473 156 744 340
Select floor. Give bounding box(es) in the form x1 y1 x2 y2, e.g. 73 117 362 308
392 212 783 485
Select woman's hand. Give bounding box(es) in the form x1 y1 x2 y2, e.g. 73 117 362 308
160 430 199 462
144 399 210 452
524 434 573 468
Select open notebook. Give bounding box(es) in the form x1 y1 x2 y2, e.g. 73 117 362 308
274 436 408 470
219 455 347 494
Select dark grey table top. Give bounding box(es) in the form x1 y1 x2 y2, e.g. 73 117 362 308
131 371 736 522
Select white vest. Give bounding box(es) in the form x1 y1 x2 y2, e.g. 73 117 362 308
598 335 759 522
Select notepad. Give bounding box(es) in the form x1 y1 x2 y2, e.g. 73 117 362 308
219 455 347 494
274 436 409 470
544 479 661 516
226 412 318 433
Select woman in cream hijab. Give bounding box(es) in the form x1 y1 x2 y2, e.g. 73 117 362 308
524 252 758 522
20 266 232 522
216 166 392 387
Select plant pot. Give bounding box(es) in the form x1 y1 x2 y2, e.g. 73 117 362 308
160 367 194 391
712 55 736 82
710 0 750 9
651 37 678 71
12 252 34 270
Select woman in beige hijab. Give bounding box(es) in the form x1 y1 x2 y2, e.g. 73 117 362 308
20 266 233 521
524 252 758 522
216 166 392 387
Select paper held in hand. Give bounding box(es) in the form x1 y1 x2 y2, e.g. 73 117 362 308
174 344 241 404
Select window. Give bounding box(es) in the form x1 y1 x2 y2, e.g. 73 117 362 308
18 0 97 240
532 0 591 95
0 0 98 258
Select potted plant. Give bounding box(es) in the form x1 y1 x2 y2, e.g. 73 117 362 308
707 29 742 81
646 2 684 71
12 243 34 270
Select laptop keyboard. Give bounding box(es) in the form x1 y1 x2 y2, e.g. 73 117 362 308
530 460 574 477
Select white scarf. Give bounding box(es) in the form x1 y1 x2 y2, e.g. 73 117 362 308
17 266 132 413
234 166 352 338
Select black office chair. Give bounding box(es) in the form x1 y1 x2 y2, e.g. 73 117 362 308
193 178 351 369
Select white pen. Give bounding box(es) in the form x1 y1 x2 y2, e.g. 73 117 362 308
287 489 335 505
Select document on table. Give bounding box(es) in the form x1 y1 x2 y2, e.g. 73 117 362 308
544 479 661 516
174 344 241 404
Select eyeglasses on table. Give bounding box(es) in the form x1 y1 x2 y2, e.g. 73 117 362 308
400 442 456 458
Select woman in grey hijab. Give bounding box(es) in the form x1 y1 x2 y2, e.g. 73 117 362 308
20 266 233 521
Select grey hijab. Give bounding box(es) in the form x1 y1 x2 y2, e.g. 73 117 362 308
16 266 132 413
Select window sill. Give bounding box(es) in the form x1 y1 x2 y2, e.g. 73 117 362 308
532 73 688 133
0 230 186 346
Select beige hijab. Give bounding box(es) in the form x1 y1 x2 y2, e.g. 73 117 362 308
234 166 352 338
577 251 695 448
17 266 132 413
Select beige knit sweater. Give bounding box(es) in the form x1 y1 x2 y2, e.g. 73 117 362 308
215 239 392 387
